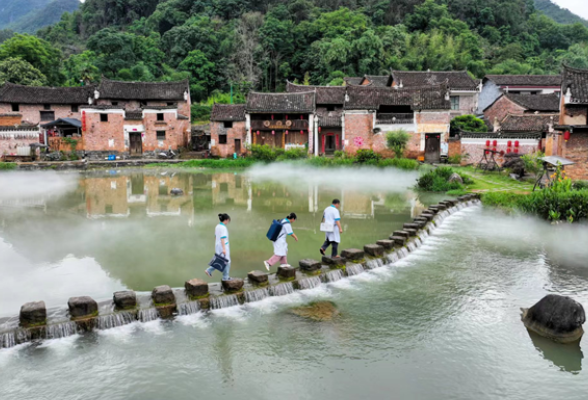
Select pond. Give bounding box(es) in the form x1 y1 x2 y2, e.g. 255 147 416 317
1 165 588 400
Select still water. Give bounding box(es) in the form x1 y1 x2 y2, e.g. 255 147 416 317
1 165 588 400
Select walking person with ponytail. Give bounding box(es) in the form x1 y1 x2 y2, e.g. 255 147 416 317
263 213 299 271
205 213 232 281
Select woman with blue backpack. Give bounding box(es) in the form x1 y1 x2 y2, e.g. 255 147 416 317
264 213 298 271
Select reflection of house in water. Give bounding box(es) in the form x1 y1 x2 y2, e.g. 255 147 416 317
84 173 193 218
212 173 249 207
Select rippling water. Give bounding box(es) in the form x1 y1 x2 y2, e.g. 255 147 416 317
1 167 588 399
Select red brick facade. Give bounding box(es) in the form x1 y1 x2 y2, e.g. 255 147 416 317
210 121 247 158
558 132 588 180
484 96 526 128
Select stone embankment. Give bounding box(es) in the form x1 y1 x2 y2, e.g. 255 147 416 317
0 195 481 349
12 159 183 171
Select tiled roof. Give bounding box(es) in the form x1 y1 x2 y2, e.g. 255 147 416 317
391 70 478 91
246 91 315 113
210 104 246 121
460 131 542 139
286 82 345 104
80 105 125 110
500 114 557 132
97 78 189 101
484 75 562 87
363 75 391 87
345 83 450 110
0 82 94 104
504 93 560 111
317 111 342 127
344 77 363 86
562 65 588 104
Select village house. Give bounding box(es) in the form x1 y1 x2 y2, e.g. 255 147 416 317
209 82 451 162
483 92 560 129
477 75 562 114
551 65 588 180
0 79 191 160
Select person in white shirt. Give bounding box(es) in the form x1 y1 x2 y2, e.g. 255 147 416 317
205 213 232 281
264 213 298 271
320 199 343 258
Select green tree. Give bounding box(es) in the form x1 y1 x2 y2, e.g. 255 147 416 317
178 50 217 101
0 57 47 86
63 51 99 85
450 115 489 134
0 33 63 85
386 129 411 158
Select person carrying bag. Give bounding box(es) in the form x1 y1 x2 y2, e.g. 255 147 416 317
205 213 232 281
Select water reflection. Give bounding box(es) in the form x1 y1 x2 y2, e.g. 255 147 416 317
528 330 584 373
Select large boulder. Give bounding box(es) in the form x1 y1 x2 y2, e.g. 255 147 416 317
152 285 175 305
522 294 586 343
68 296 98 319
448 173 463 184
20 301 47 327
113 291 137 310
185 279 209 298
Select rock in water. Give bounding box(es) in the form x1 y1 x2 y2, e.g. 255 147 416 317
290 301 339 321
448 173 463 184
522 294 586 343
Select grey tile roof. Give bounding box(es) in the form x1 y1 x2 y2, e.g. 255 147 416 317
97 78 189 101
345 83 450 110
246 91 316 113
484 74 562 87
286 81 345 104
391 70 478 91
317 111 343 127
562 65 588 104
500 114 557 132
210 104 246 121
344 77 363 86
364 75 391 87
0 82 94 104
504 93 560 111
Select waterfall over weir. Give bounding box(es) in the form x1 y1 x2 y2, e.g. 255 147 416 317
210 294 240 309
269 282 295 296
96 311 136 330
178 301 201 316
139 308 159 322
346 264 365 276
0 332 15 349
245 288 269 303
45 322 78 339
298 276 322 290
365 259 385 269
325 269 344 283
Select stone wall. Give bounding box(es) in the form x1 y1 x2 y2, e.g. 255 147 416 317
210 121 247 158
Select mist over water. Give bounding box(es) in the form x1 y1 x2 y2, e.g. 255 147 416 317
2 167 588 399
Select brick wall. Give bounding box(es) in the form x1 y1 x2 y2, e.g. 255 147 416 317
0 113 22 125
450 93 478 117
142 111 188 152
562 131 588 180
210 121 247 158
460 138 539 166
0 103 82 125
343 112 373 154
483 96 525 128
448 138 461 158
84 111 126 154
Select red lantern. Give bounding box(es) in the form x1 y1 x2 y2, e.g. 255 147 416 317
514 140 520 148
257 130 260 135
300 115 303 120
271 114 274 120
514 148 519 154
564 131 571 142
500 150 505 156
82 111 86 132
300 130 304 135
492 140 497 147
285 130 289 135
507 140 512 147
506 148 511 153
272 130 275 135
318 127 321 133
285 115 288 120
486 140 490 147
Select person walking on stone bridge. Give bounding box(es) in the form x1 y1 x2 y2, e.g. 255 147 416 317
205 213 232 281
264 213 298 271
320 199 343 258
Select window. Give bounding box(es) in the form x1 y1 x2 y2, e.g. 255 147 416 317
167 102 174 106
140 101 147 107
219 134 227 144
157 113 164 121
450 96 460 110
100 114 108 122
43 104 51 110
71 105 79 112
112 101 119 106
40 111 55 121
223 121 233 128
11 104 19 112
326 105 335 111
156 131 166 140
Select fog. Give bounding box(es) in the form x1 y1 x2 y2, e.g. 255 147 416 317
247 163 421 192
0 171 79 201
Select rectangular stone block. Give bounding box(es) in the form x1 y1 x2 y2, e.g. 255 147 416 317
436 204 447 210
277 265 296 279
412 220 427 228
113 291 137 309
392 230 410 238
376 239 395 249
390 236 406 246
185 279 210 297
247 271 269 285
403 223 420 230
419 213 434 221
222 278 244 292
364 244 384 257
341 248 364 261
404 228 418 236
427 207 440 214
20 301 47 327
152 285 175 305
322 256 346 267
299 259 321 272
68 296 98 319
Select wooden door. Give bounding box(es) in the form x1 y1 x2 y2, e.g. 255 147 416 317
234 139 241 154
425 134 440 163
129 133 142 156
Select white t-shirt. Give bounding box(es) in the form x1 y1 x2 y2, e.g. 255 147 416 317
323 205 341 243
215 223 230 261
273 218 293 256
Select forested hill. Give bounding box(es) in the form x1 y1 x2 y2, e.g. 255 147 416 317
534 0 588 26
0 0 80 33
1 0 588 110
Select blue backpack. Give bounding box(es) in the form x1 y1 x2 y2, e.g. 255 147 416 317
266 219 283 242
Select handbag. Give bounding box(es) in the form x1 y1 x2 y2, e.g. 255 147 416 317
208 253 228 272
320 213 334 232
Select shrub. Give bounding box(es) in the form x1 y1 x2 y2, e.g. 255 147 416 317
386 129 411 158
450 114 488 134
249 144 283 162
521 151 544 175
0 162 16 170
572 181 588 191
355 149 381 164
333 150 346 159
276 147 308 161
416 166 465 192
447 153 469 165
378 158 419 170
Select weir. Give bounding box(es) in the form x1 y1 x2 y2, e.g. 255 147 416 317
0 194 481 350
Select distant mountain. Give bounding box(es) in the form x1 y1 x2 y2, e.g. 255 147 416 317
534 0 588 26
0 0 80 33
